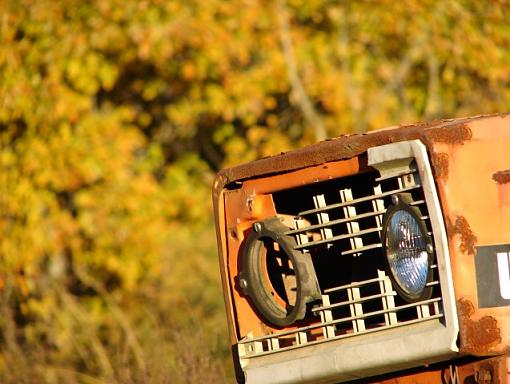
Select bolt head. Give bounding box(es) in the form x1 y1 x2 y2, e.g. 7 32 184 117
239 278 248 290
426 243 434 253
391 194 399 205
253 222 262 233
247 197 254 211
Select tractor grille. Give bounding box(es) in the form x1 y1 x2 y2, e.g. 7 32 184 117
238 166 444 358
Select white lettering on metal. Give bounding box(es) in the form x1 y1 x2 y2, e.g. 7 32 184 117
497 252 510 299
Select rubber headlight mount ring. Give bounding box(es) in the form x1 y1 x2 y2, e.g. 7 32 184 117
238 217 321 327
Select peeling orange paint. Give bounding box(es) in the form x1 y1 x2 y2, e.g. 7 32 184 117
448 215 478 255
493 169 510 185
458 298 502 355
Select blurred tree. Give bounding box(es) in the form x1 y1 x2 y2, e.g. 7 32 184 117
1 0 510 382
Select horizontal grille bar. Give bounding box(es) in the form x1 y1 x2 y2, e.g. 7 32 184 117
312 292 397 313
298 185 421 216
341 243 382 256
324 276 385 293
294 227 382 250
286 210 386 236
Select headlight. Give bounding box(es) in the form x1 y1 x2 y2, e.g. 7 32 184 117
382 195 433 302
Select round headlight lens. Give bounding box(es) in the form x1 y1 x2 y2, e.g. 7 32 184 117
383 203 432 301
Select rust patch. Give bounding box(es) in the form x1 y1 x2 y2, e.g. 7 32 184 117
458 297 476 317
424 123 473 146
449 215 478 255
493 170 510 185
430 152 449 180
217 114 506 187
458 298 502 355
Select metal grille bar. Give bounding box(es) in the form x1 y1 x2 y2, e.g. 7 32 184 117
285 210 386 236
294 227 382 250
298 184 420 216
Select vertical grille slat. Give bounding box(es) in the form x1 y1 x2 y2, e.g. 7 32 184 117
313 194 334 248
378 270 398 326
319 295 336 339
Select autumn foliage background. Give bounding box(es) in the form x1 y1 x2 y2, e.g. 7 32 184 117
1 1 510 382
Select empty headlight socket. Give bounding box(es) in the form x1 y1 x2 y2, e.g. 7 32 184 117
238 217 321 327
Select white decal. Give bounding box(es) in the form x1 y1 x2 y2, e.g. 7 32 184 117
497 252 510 299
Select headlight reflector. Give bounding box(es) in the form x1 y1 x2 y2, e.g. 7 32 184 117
383 197 433 302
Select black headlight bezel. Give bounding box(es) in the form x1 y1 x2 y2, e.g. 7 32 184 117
381 194 435 303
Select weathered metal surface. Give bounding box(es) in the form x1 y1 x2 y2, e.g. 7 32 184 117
235 141 459 383
212 113 510 382
430 151 450 180
493 170 510 185
423 122 473 146
362 354 510 384
458 298 502 355
429 115 510 355
447 215 478 256
461 356 510 384
214 115 504 191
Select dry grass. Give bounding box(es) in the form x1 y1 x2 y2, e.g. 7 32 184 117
0 224 234 383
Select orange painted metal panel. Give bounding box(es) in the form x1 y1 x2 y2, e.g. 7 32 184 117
429 116 510 355
363 354 510 384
